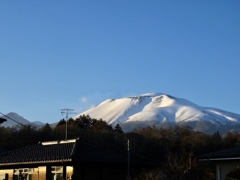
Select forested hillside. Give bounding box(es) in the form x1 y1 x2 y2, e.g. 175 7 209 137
1 115 240 179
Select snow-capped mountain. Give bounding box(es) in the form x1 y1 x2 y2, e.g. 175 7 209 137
74 93 240 134
0 112 44 128
3 93 240 134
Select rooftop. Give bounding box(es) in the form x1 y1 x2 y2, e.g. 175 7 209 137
199 146 240 161
0 138 155 168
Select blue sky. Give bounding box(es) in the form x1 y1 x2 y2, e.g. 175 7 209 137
0 1 239 124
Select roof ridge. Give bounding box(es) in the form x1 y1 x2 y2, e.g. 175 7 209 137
70 138 80 157
41 138 78 145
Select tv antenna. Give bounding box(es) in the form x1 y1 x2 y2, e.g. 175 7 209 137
59 109 76 140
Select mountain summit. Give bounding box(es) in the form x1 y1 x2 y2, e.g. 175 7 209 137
75 93 240 134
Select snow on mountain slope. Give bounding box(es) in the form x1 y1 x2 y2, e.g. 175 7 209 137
79 94 152 125
74 93 240 133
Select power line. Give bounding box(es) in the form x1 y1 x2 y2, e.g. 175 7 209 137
0 112 26 127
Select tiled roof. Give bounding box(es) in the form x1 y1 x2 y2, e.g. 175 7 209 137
199 146 240 161
0 148 6 154
0 139 76 165
0 138 155 167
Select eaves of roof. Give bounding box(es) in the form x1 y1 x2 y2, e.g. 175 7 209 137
199 146 240 162
199 157 240 161
0 138 157 168
0 139 77 167
0 159 72 166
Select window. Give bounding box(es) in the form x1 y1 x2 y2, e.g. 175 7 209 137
51 166 63 180
13 168 36 180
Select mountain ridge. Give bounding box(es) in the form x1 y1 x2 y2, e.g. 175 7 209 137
2 93 240 134
74 93 240 134
0 112 44 128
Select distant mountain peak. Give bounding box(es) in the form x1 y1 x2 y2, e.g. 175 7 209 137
0 112 30 127
133 92 163 97
74 93 240 134
0 112 44 128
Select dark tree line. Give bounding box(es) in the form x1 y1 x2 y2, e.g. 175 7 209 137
1 115 240 179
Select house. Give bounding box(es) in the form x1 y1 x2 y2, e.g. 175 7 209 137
0 138 154 180
199 146 240 180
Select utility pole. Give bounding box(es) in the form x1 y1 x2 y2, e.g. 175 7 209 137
127 139 131 180
60 109 75 140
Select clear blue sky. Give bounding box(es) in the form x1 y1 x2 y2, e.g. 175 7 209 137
0 1 239 124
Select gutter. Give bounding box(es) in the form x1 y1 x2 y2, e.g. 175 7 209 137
0 159 72 166
199 157 240 161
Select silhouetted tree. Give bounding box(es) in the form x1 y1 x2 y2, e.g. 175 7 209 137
39 123 53 141
74 115 96 129
93 119 112 132
114 124 123 134
1 120 239 180
56 119 66 126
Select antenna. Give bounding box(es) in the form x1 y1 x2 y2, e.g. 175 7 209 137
127 139 131 179
59 109 76 140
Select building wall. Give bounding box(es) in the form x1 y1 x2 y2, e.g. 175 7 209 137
73 165 128 180
38 166 46 180
0 169 13 180
0 165 73 180
216 160 240 180
72 164 141 180
1 164 140 180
